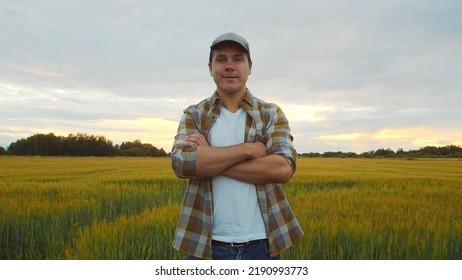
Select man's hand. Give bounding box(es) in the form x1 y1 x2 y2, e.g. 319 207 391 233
185 134 210 148
246 141 267 160
185 133 267 161
186 133 270 178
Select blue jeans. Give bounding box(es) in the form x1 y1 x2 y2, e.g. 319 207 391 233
188 240 280 260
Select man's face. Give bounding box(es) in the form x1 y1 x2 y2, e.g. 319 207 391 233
208 42 252 97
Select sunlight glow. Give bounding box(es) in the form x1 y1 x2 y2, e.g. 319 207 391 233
282 104 334 122
373 127 431 140
98 118 178 151
318 132 363 141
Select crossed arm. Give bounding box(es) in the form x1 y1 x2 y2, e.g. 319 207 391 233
184 134 293 184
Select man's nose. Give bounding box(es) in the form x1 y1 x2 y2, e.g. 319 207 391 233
224 60 235 71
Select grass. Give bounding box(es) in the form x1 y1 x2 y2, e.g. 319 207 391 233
0 156 461 259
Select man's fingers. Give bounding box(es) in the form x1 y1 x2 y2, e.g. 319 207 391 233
185 134 209 147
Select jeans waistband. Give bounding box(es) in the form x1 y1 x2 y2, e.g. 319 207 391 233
212 239 267 248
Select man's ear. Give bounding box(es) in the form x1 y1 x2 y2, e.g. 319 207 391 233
208 63 212 76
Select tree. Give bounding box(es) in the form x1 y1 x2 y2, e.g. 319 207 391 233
360 150 375 158
419 146 441 157
7 138 31 155
439 145 462 157
0 146 5 155
7 133 115 157
374 148 395 157
117 140 167 157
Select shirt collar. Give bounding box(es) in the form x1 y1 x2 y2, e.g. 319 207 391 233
241 89 254 107
211 88 254 108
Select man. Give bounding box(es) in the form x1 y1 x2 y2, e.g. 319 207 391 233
171 32 303 260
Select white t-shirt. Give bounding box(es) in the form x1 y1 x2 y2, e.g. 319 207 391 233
209 107 267 242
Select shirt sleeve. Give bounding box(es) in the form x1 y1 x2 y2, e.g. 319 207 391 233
264 104 297 175
170 107 200 178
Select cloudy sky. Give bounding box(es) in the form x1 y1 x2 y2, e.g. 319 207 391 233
1 0 461 153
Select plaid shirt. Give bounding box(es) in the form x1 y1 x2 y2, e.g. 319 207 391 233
171 89 304 259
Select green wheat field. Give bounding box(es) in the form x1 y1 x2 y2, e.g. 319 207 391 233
1 156 461 260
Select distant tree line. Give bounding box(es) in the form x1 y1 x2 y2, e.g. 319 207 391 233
0 133 460 158
1 133 167 157
300 145 462 158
